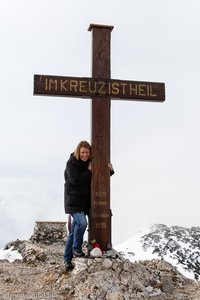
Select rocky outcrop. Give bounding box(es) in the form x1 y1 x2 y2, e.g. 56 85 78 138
1 240 200 300
1 223 200 299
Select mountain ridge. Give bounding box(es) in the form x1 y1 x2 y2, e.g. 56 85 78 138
116 223 200 281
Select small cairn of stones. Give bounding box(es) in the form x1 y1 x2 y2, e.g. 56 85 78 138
30 221 67 244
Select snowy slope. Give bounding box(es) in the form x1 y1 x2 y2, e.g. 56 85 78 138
116 224 200 281
0 246 22 262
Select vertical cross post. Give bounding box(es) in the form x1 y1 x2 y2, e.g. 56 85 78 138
88 24 114 250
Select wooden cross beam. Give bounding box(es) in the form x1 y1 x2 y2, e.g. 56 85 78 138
34 24 165 251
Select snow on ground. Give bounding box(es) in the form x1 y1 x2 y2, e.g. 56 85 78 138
0 246 22 262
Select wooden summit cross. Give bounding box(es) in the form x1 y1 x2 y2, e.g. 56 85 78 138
34 24 165 251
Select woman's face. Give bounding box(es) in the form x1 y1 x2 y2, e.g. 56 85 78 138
79 147 90 161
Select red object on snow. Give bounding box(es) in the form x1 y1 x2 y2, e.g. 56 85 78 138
90 239 102 251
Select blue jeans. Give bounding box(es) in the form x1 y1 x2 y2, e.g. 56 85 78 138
64 212 87 263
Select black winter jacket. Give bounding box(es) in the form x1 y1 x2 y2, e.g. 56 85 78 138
64 154 92 215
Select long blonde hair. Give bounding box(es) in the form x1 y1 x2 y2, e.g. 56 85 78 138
74 141 92 160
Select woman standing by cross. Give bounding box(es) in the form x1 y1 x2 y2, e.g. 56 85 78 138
63 140 114 270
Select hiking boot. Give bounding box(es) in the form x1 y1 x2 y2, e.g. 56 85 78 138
65 261 75 271
73 250 85 257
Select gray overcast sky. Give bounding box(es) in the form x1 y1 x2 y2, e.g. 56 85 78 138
1 0 200 248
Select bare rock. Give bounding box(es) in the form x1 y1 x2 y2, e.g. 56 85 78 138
1 239 200 300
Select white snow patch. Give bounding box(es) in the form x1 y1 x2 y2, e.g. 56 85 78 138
0 246 22 262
